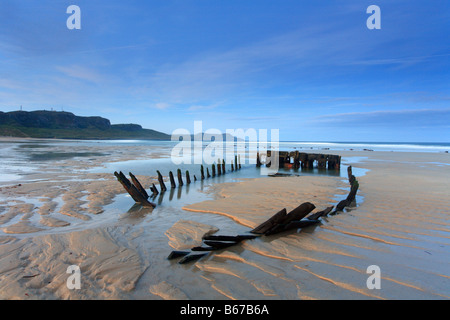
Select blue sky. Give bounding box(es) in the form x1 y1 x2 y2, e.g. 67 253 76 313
0 0 449 142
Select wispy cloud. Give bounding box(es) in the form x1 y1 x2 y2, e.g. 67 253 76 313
311 108 450 128
154 102 171 110
55 65 104 84
188 102 222 112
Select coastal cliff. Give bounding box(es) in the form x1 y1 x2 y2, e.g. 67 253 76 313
0 110 171 140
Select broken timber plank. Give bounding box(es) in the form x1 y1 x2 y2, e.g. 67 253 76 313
167 251 190 260
129 172 149 199
263 202 316 235
203 240 240 249
250 208 287 234
114 171 156 208
203 235 258 242
279 202 316 224
178 253 209 264
307 206 334 220
265 219 321 236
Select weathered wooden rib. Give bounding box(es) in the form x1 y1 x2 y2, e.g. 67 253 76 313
129 172 149 199
217 159 222 175
178 253 209 264
280 202 316 224
157 170 167 192
150 183 159 196
167 251 190 260
203 240 240 250
207 167 211 178
285 219 321 229
169 171 176 188
306 206 334 220
203 235 258 242
186 170 191 184
346 177 359 203
177 169 184 186
250 208 287 234
222 159 226 174
114 171 156 208
263 202 316 235
265 219 321 236
347 166 353 182
332 167 360 214
200 165 205 180
191 246 215 252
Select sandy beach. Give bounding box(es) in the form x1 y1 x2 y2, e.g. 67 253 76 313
0 139 449 300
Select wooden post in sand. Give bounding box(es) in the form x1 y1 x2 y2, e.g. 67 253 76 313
333 167 359 213
294 151 300 169
169 171 176 188
186 171 191 184
222 159 226 174
212 164 216 177
157 170 167 193
177 169 184 187
231 162 234 172
114 171 156 208
217 159 222 176
256 152 262 167
200 165 205 180
238 155 241 169
317 155 327 169
207 167 211 178
150 183 159 196
129 172 149 199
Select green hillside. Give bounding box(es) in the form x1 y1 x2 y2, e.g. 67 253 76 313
0 110 171 140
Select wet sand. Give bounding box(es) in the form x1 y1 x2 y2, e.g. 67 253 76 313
0 140 449 300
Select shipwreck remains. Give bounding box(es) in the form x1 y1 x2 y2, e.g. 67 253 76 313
112 150 360 265
168 166 360 264
114 171 156 208
259 150 341 170
114 155 243 208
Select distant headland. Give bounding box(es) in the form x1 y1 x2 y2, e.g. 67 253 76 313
0 110 171 140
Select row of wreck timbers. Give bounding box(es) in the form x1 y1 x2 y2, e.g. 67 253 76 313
113 151 359 264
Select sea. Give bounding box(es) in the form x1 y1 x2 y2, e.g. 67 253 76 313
0 139 449 185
